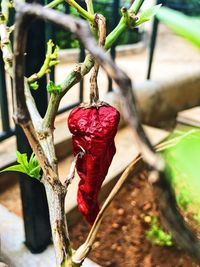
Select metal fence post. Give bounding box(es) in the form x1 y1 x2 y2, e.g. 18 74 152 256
0 51 12 138
16 0 52 253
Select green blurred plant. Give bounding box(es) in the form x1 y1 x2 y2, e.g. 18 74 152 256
146 216 174 247
157 6 200 49
194 213 200 225
176 187 192 211
162 128 200 212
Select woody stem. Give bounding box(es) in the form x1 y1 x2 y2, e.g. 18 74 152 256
89 13 106 105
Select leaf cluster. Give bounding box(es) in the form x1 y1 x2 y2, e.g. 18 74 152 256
0 151 41 180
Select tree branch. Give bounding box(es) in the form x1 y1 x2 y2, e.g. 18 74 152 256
43 54 94 129
27 39 59 85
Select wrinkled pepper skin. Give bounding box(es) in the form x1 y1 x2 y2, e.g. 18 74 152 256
68 104 120 224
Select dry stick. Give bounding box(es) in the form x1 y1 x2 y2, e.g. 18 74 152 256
13 1 200 265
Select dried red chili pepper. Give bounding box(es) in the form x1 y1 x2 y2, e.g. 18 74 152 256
68 104 120 224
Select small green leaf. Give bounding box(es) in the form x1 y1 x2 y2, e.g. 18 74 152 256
135 4 162 26
0 151 41 181
156 7 200 49
30 81 39 90
16 151 29 170
0 164 27 174
47 81 62 93
29 166 41 180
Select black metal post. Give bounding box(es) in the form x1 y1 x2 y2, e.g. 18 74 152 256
146 16 160 80
16 0 52 253
0 51 11 135
146 0 165 80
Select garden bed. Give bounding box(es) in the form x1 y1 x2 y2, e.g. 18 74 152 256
69 170 199 267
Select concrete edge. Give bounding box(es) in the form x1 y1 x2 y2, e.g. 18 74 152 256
0 204 101 267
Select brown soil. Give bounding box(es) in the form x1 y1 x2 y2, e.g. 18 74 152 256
69 172 199 267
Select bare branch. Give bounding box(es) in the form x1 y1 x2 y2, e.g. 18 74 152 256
13 2 58 182
64 149 85 188
43 54 94 130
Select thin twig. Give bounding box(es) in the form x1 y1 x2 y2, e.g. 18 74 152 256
64 148 85 188
27 39 59 84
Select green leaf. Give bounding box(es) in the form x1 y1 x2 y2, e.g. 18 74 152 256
0 151 41 180
0 164 28 174
30 81 39 90
29 166 41 180
156 7 200 49
47 81 62 93
135 4 162 26
16 151 29 170
162 126 200 214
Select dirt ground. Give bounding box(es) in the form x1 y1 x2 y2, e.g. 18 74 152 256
69 172 199 267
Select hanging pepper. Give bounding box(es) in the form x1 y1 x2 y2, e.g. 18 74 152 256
68 104 120 224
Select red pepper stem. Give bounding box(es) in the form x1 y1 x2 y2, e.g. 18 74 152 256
89 62 100 104
89 13 106 105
